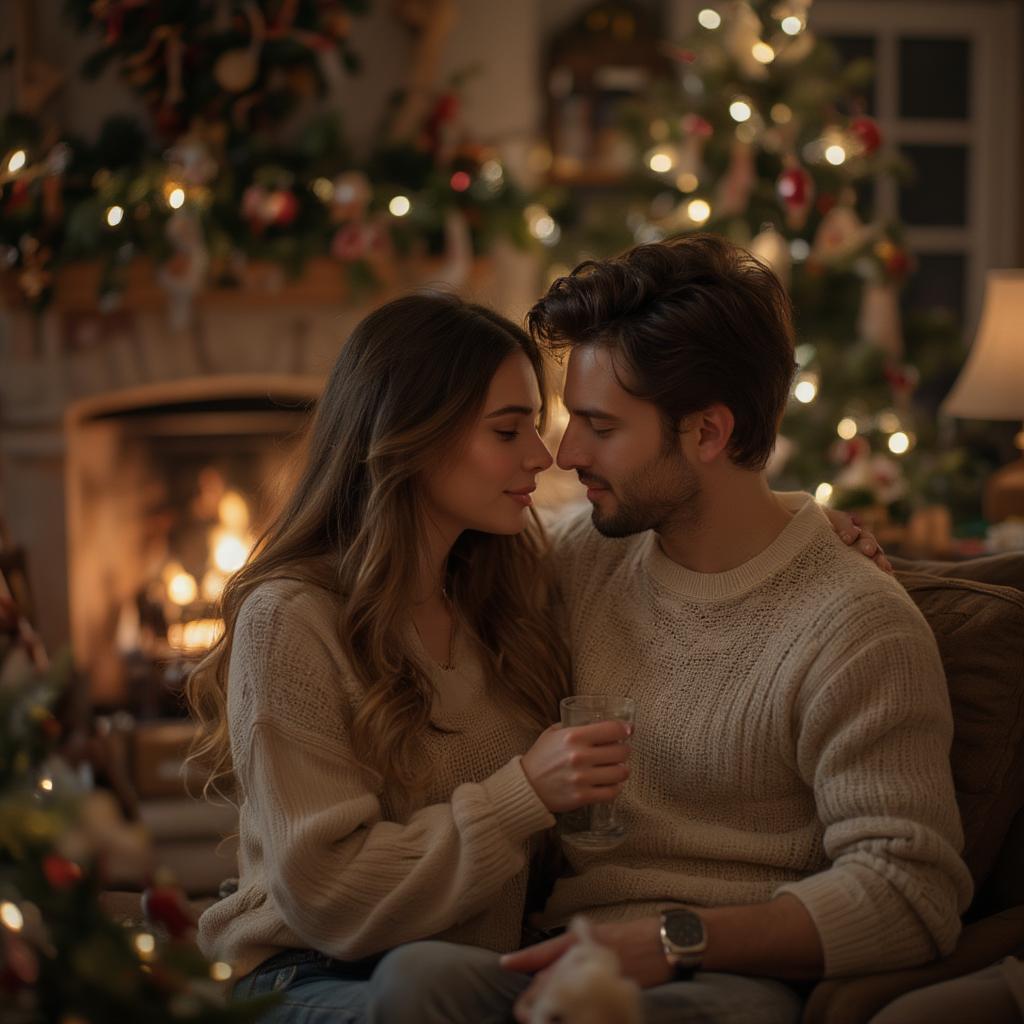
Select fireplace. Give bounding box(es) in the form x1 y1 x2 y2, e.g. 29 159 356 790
65 375 320 712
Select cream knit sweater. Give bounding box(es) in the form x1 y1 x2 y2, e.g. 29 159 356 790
541 496 973 977
197 579 555 978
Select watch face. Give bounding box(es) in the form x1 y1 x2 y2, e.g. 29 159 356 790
663 909 705 951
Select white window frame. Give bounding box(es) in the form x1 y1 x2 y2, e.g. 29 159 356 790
669 0 1021 332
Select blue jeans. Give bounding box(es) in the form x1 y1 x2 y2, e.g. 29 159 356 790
230 943 521 1024
233 941 805 1023
231 948 371 1023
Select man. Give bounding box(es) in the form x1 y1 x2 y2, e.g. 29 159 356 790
371 235 972 1023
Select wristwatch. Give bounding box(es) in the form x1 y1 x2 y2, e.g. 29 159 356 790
659 909 707 979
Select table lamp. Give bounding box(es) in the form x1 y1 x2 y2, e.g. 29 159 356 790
943 269 1024 522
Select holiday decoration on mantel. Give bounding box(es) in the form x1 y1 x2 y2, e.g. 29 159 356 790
1 0 532 317
540 0 986 525
0 578 272 1022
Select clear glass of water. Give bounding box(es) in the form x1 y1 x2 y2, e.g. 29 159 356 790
558 694 635 850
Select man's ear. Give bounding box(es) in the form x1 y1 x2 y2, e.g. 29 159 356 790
683 404 735 464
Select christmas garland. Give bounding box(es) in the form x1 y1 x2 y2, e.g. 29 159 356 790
1 0 534 310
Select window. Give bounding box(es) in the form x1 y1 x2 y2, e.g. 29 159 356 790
669 0 1021 331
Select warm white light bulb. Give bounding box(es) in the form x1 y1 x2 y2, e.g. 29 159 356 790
168 187 185 209
687 199 711 224
106 205 125 227
752 41 775 64
648 151 674 174
794 379 818 404
837 417 858 440
825 144 847 166
781 16 803 35
388 195 411 217
698 8 721 29
8 150 27 174
815 482 834 504
888 431 910 455
729 100 752 123
0 901 23 932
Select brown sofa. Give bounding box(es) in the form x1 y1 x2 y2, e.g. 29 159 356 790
804 551 1024 1023
104 552 1024 1023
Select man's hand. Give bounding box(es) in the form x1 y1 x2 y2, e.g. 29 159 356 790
821 506 893 574
501 917 670 1021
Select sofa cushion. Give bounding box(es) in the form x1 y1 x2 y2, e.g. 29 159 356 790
895 570 1024 893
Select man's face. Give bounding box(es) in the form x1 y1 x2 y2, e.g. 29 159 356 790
556 345 700 537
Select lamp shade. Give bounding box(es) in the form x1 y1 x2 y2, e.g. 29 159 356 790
943 270 1024 420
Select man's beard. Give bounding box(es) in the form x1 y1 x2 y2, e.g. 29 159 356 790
581 447 701 538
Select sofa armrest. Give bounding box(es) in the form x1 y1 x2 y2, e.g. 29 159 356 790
801 905 1024 1024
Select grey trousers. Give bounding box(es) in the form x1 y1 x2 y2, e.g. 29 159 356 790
368 940 804 1024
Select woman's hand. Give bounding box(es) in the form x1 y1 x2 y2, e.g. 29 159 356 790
521 721 631 813
821 506 893 574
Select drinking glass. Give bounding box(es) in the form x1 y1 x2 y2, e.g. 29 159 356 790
557 694 635 850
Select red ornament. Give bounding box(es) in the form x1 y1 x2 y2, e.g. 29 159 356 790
850 115 883 156
885 246 911 279
777 162 814 229
432 93 459 123
681 113 713 138
266 189 299 227
6 179 31 214
449 170 471 192
142 881 197 940
43 854 83 890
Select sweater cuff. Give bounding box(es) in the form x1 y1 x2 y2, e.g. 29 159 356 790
775 873 926 977
480 756 555 843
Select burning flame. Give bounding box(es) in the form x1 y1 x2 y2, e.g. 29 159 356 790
211 530 249 573
218 490 250 532
167 618 224 653
167 570 198 606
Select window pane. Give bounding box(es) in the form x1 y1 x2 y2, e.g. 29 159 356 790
902 252 966 320
825 35 877 115
900 145 968 226
899 38 971 119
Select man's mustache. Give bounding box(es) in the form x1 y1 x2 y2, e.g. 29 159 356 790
578 473 612 489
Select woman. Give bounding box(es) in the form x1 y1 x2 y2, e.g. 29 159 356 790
187 290 885 1022
187 292 633 1021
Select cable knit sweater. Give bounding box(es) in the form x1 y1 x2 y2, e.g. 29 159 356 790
197 579 554 978
541 496 973 977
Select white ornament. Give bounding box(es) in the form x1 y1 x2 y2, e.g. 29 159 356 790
528 917 643 1024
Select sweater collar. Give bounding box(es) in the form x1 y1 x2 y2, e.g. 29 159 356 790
641 494 829 602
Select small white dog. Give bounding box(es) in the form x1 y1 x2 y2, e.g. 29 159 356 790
527 916 644 1024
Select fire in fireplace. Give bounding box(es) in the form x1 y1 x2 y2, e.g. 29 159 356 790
66 376 320 714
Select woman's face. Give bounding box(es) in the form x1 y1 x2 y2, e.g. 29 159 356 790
422 350 553 538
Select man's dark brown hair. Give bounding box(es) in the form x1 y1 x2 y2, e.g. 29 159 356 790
528 233 796 470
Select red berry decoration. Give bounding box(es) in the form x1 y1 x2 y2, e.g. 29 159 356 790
850 115 882 155
142 880 196 940
43 854 83 890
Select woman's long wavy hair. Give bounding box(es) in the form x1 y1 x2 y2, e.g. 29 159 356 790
186 291 571 800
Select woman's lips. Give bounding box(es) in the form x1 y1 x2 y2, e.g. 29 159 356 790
505 488 535 507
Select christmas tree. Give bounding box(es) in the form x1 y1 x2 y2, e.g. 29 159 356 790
543 0 993 532
0 580 271 1022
